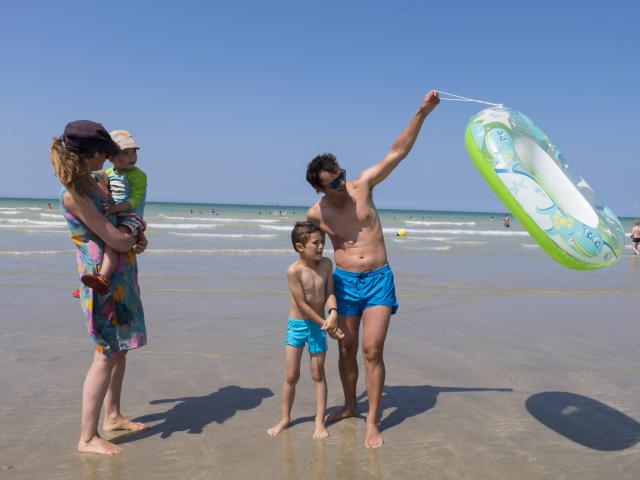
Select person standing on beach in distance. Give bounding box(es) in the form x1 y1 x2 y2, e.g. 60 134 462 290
50 121 149 455
305 90 440 448
631 219 640 255
267 222 344 439
503 214 510 228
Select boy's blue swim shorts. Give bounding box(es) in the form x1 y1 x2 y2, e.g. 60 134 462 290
285 318 327 353
333 264 398 317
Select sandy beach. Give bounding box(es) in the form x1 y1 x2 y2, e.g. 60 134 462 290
1 202 639 479
0 202 640 480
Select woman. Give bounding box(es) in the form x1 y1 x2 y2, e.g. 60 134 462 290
50 120 148 455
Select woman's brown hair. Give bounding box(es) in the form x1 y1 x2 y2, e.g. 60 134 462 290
49 137 95 196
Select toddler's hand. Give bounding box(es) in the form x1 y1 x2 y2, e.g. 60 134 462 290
104 203 117 216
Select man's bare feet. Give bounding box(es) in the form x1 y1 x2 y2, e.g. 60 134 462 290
324 405 357 424
103 416 148 432
77 436 122 455
313 422 329 440
364 423 384 449
267 418 289 436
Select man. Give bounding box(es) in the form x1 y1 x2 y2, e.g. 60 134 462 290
306 90 440 448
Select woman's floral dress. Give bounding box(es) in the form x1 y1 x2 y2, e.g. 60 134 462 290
60 179 146 356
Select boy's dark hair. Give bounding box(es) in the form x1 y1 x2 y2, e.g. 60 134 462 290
306 153 339 188
291 221 324 250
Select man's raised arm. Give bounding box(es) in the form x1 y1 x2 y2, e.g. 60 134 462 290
360 90 440 188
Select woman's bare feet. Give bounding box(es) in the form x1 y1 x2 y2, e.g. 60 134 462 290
313 422 329 440
324 405 357 424
77 436 122 455
267 418 289 436
103 415 148 432
364 422 383 449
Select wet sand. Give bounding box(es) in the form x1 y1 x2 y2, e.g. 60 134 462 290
1 252 640 479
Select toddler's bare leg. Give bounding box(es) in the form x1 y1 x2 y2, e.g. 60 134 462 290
80 226 130 294
310 352 328 439
267 346 303 436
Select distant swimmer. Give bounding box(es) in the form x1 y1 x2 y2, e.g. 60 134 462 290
503 214 510 228
631 219 640 256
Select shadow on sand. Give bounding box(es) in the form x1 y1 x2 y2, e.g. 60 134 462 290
289 384 512 431
114 385 273 444
525 391 640 451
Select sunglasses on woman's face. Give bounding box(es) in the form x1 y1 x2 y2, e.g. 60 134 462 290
327 169 346 189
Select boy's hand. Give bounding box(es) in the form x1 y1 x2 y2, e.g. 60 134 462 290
322 312 338 335
328 327 345 340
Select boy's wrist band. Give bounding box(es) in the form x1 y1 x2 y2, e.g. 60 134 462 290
328 308 338 314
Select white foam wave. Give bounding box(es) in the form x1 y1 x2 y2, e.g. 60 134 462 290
403 246 453 252
260 225 292 231
157 214 280 224
405 220 476 226
0 249 73 256
384 227 528 237
40 213 62 218
521 243 540 249
147 223 222 230
0 218 66 226
24 229 68 234
147 248 292 255
0 207 42 211
0 210 19 215
168 233 278 239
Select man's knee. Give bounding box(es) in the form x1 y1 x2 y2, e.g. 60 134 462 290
362 343 384 365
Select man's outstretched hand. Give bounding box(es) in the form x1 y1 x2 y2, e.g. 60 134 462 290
421 90 440 114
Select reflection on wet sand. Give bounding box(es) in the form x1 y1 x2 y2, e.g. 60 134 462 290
280 419 382 480
80 454 124 480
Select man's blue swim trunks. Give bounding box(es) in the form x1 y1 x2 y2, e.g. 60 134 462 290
333 264 398 317
285 318 327 353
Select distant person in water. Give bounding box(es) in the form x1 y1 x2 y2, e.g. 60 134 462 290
503 214 510 228
80 130 147 295
631 219 640 256
305 90 440 448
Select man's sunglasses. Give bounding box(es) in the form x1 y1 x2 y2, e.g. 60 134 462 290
327 169 346 189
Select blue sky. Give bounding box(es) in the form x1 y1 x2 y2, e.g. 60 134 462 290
1 0 638 214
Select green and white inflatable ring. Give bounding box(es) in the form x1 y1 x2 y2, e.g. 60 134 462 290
465 107 625 270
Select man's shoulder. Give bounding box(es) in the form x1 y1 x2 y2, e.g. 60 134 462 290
306 201 322 221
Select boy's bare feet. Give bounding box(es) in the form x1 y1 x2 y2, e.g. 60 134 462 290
81 274 111 295
324 405 357 424
313 422 329 440
76 436 122 455
364 423 383 449
267 418 289 436
102 415 148 432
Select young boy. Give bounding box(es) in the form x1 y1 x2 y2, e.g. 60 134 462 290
80 130 147 294
267 221 344 439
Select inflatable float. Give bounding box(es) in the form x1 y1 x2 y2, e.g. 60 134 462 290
465 107 624 270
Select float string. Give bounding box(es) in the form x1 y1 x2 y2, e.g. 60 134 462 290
436 90 504 108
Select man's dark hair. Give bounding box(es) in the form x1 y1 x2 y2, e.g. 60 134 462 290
306 153 339 189
291 221 324 250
